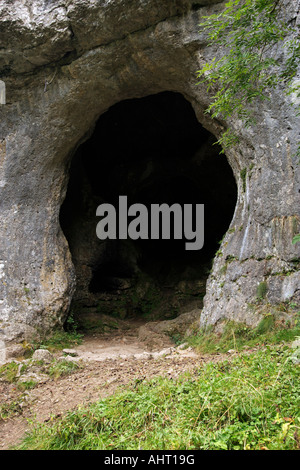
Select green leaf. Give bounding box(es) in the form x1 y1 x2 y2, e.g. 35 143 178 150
292 234 300 245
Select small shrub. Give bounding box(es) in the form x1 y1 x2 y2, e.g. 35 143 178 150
254 314 275 335
0 401 23 421
0 362 20 383
48 360 80 380
17 380 37 391
256 281 268 300
32 330 83 353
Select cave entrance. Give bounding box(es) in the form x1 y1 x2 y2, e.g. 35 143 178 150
60 92 237 329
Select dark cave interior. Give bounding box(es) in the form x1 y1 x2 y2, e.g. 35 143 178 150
60 91 237 323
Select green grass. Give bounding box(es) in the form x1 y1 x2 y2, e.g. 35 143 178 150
17 380 37 391
48 360 80 380
32 330 83 353
0 400 23 421
13 314 300 450
0 358 81 422
17 344 299 450
186 315 300 354
0 362 21 383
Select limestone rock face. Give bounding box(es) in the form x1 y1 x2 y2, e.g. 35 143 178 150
0 0 299 350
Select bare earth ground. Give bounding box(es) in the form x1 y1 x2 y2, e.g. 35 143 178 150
0 319 227 450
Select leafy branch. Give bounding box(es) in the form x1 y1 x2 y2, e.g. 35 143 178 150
197 0 299 152
292 234 300 244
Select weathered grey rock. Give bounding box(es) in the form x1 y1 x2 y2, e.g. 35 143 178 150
152 347 175 358
3 343 27 361
0 339 6 365
18 372 49 384
149 310 200 337
138 324 174 351
291 339 300 349
62 348 78 357
289 346 300 365
176 343 189 350
133 352 153 360
139 311 201 350
31 349 54 364
0 0 299 348
227 349 236 355
57 355 79 362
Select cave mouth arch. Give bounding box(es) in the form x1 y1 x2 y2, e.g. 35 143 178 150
60 91 237 327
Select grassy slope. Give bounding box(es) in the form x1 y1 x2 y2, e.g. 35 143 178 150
17 317 300 451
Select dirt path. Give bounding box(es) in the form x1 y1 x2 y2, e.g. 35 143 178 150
0 318 223 450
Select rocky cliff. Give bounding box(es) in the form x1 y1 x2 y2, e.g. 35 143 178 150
0 0 299 355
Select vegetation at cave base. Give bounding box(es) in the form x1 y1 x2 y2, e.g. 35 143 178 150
16 316 300 450
186 312 300 353
16 345 300 450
